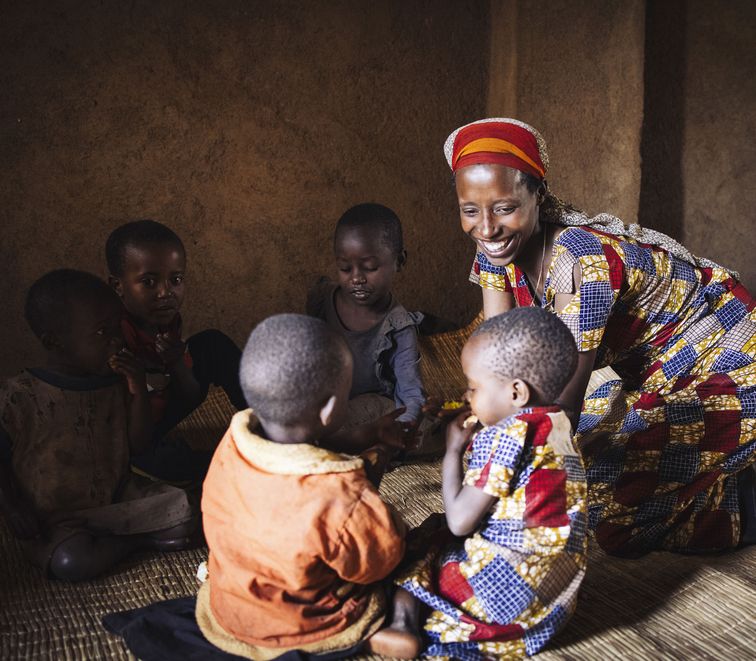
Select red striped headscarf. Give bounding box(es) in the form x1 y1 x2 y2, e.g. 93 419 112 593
444 118 549 180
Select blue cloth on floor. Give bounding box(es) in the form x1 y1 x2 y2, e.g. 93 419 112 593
102 596 363 661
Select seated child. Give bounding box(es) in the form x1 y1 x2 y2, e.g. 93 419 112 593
306 203 425 431
369 307 588 659
197 313 407 658
105 219 246 482
0 270 198 581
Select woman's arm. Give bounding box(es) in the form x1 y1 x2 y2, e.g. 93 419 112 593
482 288 515 319
442 413 496 536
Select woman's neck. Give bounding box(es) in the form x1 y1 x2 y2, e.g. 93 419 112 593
517 221 557 301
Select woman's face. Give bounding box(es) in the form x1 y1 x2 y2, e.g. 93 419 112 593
456 164 540 266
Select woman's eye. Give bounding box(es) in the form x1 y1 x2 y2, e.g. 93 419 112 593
494 207 514 215
462 208 478 216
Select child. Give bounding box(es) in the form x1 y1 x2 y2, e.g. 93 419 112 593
370 307 588 659
0 270 198 581
197 314 408 658
106 219 246 482
306 203 425 431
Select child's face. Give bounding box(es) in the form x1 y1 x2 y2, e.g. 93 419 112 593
456 164 540 267
461 334 520 426
334 228 398 308
112 242 186 330
54 293 124 376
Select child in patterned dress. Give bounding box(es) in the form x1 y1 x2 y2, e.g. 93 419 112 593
366 307 587 660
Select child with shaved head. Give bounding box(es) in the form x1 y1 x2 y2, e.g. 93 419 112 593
369 308 588 659
197 314 408 658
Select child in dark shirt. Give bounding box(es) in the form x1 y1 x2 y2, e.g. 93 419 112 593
0 270 197 581
307 204 425 433
106 220 246 482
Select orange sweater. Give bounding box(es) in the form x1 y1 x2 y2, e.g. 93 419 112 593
200 411 405 650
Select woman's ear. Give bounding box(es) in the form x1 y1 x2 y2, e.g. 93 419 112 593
319 395 338 428
108 275 123 298
511 378 531 408
396 249 408 271
536 179 549 206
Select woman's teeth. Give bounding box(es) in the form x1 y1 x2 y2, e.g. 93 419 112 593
481 237 512 252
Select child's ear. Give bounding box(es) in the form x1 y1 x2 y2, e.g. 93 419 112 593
511 379 531 407
396 249 408 272
108 275 124 298
319 395 338 428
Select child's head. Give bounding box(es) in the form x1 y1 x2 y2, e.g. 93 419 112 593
462 308 577 426
105 220 186 329
239 314 353 438
25 269 123 376
333 203 406 308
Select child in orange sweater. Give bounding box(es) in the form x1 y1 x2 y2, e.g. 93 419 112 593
198 314 409 658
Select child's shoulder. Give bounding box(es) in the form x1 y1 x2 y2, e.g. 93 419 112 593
384 300 423 334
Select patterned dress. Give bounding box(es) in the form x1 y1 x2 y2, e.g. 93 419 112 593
397 407 587 659
470 225 756 555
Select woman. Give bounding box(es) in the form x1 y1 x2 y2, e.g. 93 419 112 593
446 117 756 556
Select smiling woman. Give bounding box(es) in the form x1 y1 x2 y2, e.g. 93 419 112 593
445 118 756 556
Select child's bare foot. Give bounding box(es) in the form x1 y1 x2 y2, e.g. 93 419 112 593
365 627 422 659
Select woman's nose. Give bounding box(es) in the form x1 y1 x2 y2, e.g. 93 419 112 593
479 209 497 239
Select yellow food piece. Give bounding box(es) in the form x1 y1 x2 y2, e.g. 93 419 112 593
441 400 465 410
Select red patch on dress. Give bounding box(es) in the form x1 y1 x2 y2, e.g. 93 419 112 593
627 423 669 451
634 391 666 411
460 614 525 642
613 471 659 507
696 373 738 399
701 410 741 453
687 510 734 551
677 471 720 503
437 561 474 605
602 244 625 291
524 469 569 527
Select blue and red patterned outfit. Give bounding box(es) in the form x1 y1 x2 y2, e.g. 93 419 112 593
397 407 587 659
471 224 756 556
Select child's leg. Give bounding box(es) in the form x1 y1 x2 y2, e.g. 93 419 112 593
186 329 245 410
365 587 423 659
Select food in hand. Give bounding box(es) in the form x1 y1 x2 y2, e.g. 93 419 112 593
463 414 479 429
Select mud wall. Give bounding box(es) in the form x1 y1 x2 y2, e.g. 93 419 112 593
0 0 488 374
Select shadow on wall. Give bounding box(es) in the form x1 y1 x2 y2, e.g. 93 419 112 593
638 0 687 240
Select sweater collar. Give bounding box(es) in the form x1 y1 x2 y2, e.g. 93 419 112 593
231 410 364 476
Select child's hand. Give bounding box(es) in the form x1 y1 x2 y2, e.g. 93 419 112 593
445 409 477 455
155 333 187 367
109 349 148 396
1 498 40 540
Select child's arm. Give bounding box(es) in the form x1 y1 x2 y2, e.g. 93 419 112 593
389 326 425 424
155 334 203 408
109 350 153 454
442 413 496 537
0 459 40 539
